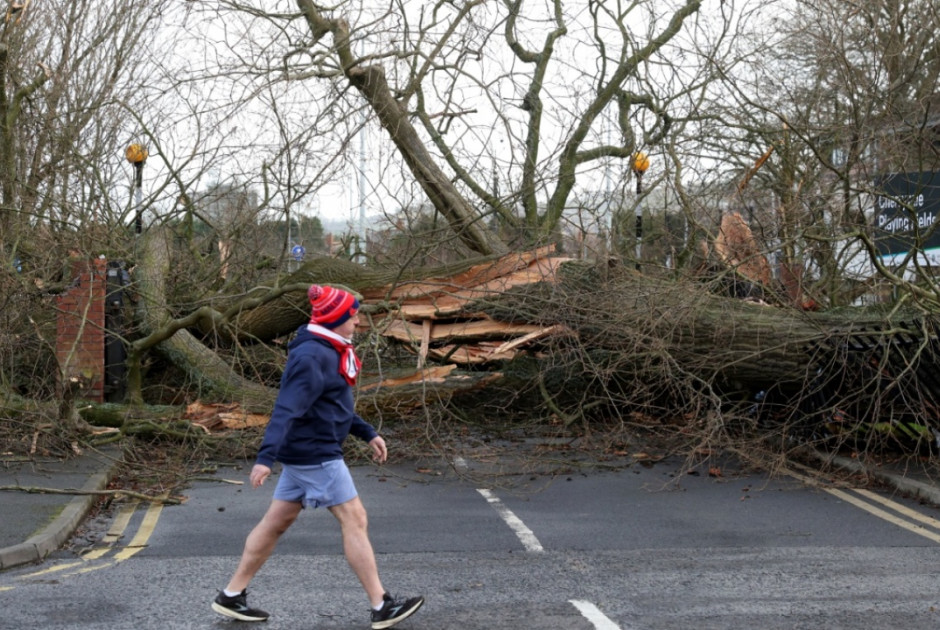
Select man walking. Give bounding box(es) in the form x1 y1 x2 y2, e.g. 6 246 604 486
212 284 424 628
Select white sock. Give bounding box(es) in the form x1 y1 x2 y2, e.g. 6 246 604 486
223 589 242 598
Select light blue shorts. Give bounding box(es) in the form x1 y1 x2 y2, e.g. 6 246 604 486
272 459 358 509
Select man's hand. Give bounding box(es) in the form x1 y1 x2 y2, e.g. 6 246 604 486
369 436 388 464
249 464 272 488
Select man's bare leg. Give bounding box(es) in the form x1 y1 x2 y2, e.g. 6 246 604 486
329 496 385 606
225 499 302 593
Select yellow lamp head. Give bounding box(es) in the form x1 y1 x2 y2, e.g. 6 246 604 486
125 144 148 164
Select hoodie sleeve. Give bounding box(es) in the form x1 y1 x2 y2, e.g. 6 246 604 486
349 413 379 444
256 349 324 467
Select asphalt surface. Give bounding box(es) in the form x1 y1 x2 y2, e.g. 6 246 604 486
1 445 940 572
0 448 120 570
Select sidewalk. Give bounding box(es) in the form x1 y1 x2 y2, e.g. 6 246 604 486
1 446 940 572
0 448 120 570
805 448 940 505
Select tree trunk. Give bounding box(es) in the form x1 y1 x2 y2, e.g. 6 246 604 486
130 227 936 436
130 229 515 414
294 0 508 258
225 254 515 342
132 227 277 412
512 266 939 440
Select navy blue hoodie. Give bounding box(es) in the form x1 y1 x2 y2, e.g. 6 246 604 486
256 326 378 468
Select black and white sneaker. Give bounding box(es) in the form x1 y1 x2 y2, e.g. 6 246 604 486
371 592 425 629
211 589 270 622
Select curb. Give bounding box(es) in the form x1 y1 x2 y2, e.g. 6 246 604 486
828 453 940 506
805 448 940 507
0 464 116 571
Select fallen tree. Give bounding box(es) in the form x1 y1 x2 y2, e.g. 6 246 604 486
120 224 940 456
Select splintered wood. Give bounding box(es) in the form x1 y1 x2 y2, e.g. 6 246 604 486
368 246 575 367
185 401 270 432
714 212 771 286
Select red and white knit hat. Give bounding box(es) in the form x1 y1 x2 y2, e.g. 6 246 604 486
308 284 359 329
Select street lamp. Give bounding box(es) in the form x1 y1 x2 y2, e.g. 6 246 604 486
125 143 148 234
632 152 650 270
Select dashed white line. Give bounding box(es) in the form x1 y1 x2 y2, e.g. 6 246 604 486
569 600 622 629
476 488 544 552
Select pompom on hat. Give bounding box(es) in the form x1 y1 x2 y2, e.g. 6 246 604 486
308 284 359 329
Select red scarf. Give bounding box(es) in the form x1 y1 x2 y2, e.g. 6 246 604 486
307 324 361 385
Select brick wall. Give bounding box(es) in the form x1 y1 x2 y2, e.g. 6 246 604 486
56 258 107 403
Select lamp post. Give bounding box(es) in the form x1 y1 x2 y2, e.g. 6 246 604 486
632 152 650 270
125 143 147 234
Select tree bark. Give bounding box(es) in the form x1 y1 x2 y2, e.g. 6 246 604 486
552 266 936 389
132 226 277 412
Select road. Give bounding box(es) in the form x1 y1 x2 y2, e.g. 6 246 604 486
2 454 940 629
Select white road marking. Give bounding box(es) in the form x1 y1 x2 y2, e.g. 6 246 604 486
570 600 622 629
476 488 544 552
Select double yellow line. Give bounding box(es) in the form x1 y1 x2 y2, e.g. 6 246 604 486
1 500 163 591
825 486 940 544
787 467 940 542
